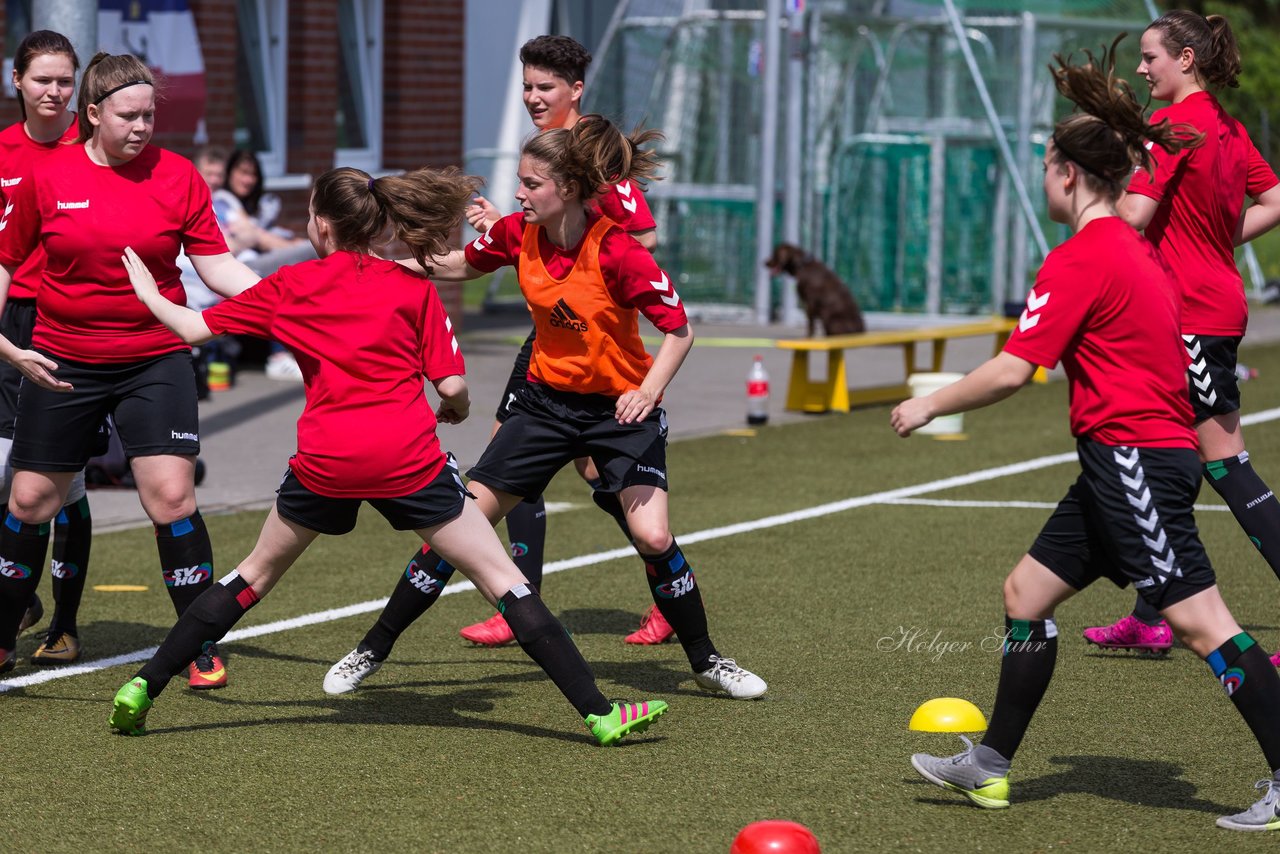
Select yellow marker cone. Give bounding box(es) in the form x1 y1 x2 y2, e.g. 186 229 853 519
909 697 987 732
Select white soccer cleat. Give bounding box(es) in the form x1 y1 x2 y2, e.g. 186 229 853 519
693 654 767 699
323 647 383 695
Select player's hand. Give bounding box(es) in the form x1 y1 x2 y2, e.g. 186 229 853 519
437 398 470 425
615 388 657 425
121 247 160 302
464 195 501 233
13 348 71 391
890 397 933 437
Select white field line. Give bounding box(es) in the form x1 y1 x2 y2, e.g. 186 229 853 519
6 403 1280 693
883 498 1232 513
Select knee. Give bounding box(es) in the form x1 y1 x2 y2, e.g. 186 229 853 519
1002 572 1031 616
143 487 197 525
630 523 672 556
8 484 59 524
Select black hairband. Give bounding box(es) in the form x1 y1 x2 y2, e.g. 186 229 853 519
94 79 150 104
1051 133 1098 177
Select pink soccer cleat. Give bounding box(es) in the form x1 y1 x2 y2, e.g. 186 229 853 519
624 604 675 645
1082 614 1172 654
459 612 516 646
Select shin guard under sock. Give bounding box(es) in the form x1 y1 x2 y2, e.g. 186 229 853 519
504 498 546 589
49 496 91 637
500 583 610 718
587 477 634 543
641 540 717 672
137 570 259 699
1206 633 1280 772
981 617 1059 762
155 512 214 617
0 514 50 648
1131 594 1163 626
360 545 456 659
1205 454 1280 582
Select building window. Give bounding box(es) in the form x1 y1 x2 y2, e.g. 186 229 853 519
335 0 383 171
234 0 287 176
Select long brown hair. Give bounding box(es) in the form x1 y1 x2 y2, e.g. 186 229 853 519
312 166 481 272
1048 35 1201 199
520 114 663 203
76 51 156 143
13 30 78 122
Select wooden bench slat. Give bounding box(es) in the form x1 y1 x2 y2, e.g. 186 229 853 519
778 318 1016 351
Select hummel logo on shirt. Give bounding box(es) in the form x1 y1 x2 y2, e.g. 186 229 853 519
57 199 90 210
0 177 20 188
549 298 588 332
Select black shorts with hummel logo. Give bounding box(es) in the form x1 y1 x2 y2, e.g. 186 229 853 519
470 381 669 500
1183 334 1242 424
12 350 199 472
1028 439 1216 611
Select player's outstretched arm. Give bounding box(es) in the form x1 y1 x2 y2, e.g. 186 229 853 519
191 251 261 298
123 247 214 345
891 351 1036 437
433 374 471 425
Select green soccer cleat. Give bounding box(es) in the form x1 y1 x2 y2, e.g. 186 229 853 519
911 736 1011 809
585 700 669 746
110 678 153 736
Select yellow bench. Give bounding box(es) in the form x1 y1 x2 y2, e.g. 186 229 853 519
778 317 1018 413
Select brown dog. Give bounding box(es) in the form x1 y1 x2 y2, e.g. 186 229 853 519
765 243 866 337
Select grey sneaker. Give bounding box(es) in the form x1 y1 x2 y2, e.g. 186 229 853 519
324 648 383 695
911 735 1011 809
693 655 767 699
1217 779 1280 831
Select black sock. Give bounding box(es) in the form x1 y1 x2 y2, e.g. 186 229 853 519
641 540 717 672
136 570 260 698
0 514 50 649
1205 454 1280 582
981 617 1059 762
1132 595 1163 626
504 498 546 589
155 512 214 617
587 477 633 542
500 583 610 718
1206 632 1280 772
49 496 91 637
360 545 455 659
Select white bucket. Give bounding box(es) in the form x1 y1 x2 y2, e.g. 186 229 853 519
907 372 966 435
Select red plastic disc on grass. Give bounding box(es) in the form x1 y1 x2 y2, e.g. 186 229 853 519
730 820 820 853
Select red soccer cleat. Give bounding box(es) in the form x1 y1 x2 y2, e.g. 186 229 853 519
625 604 675 645
188 645 228 689
459 612 516 646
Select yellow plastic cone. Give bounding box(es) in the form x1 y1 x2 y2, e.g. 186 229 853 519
909 697 988 732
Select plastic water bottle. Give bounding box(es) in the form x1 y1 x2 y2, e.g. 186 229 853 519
747 355 770 425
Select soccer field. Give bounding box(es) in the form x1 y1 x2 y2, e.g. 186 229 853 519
9 343 1280 852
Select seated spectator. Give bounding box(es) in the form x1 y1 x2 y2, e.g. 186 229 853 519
215 149 316 380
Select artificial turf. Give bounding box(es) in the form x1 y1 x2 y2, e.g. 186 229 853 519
8 341 1280 852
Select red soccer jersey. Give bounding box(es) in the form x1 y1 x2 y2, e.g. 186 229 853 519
591 179 656 233
0 122 78 300
1125 92 1278 336
0 143 228 362
1003 217 1196 449
203 252 465 498
466 211 686 334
